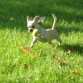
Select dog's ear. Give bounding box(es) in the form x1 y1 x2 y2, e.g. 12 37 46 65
34 16 44 24
27 16 30 22
34 16 40 22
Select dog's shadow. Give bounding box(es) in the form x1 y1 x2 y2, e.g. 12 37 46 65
60 43 83 54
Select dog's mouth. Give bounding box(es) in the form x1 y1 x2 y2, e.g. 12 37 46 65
28 28 34 33
30 29 33 32
28 25 35 33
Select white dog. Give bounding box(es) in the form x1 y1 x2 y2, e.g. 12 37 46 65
27 14 61 48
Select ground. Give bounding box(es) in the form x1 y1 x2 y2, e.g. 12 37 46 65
0 0 83 83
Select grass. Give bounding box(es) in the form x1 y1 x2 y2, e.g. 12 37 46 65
0 0 83 83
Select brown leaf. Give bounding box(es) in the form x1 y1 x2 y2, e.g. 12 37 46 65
23 64 28 68
66 48 73 54
52 54 57 58
70 70 80 75
56 60 67 66
22 46 29 52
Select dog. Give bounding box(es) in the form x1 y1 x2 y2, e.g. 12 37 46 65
27 14 61 48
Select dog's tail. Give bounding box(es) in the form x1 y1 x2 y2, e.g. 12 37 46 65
51 14 57 29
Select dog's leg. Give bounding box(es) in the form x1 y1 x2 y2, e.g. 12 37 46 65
54 31 61 45
55 36 62 46
30 38 37 48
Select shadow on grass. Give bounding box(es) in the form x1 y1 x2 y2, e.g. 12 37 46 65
60 44 83 54
57 25 83 35
0 0 83 29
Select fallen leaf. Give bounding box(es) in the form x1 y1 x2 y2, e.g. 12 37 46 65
23 64 28 68
66 48 73 54
30 52 38 58
22 47 29 52
70 70 80 75
56 60 67 66
52 54 57 58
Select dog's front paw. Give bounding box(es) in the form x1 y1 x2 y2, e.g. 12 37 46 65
30 39 37 48
30 45 33 48
30 44 33 48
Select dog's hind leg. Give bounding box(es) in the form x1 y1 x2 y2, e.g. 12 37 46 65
55 36 61 46
54 33 61 45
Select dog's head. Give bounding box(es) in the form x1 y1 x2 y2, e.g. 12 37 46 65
27 16 44 33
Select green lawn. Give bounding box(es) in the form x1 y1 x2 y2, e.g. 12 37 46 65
0 0 83 83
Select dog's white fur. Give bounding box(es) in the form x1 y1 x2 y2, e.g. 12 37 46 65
27 14 61 48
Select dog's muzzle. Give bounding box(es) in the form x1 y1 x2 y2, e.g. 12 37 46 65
30 29 33 33
28 28 33 33
28 26 35 33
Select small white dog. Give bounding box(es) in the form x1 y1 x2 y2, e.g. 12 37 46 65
27 14 61 48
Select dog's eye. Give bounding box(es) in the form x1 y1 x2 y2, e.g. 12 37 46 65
32 26 35 28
